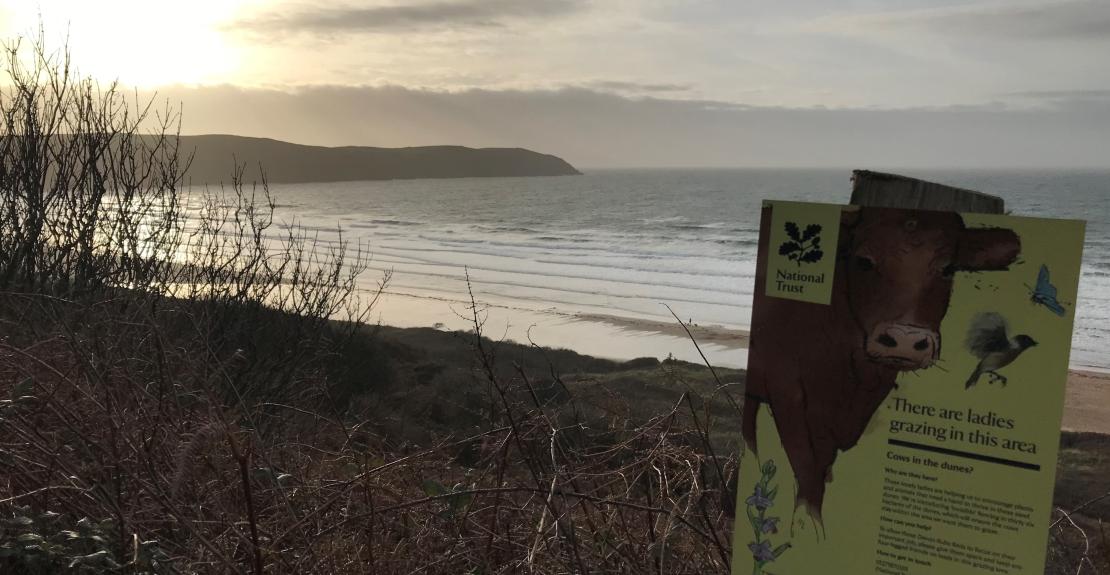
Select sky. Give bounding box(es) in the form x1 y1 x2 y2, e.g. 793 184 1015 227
1 0 1108 168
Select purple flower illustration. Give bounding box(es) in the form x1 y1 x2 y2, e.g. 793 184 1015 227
746 484 772 510
745 458 790 574
749 541 775 563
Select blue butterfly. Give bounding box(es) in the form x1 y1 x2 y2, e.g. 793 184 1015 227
1030 264 1066 316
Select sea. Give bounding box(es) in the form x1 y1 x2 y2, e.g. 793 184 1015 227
248 169 1110 371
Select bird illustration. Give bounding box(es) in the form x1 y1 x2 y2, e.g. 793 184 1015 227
965 312 1037 389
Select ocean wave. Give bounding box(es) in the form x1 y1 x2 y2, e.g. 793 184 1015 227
274 222 340 233
535 236 592 243
665 222 742 232
383 240 745 266
530 257 747 279
714 238 757 247
641 216 687 224
373 242 741 273
419 222 761 250
377 273 749 310
471 224 539 234
362 260 750 300
349 219 423 228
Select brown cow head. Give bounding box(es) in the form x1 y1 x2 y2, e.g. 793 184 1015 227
841 208 1020 370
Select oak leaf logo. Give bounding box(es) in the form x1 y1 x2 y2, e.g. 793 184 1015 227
778 222 823 266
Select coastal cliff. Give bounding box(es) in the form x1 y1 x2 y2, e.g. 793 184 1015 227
176 134 582 184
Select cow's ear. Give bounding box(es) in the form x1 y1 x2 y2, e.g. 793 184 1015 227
955 228 1020 271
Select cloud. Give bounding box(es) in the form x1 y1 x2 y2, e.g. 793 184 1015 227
151 84 1110 169
233 0 584 34
1005 89 1110 100
584 80 693 95
809 0 1110 40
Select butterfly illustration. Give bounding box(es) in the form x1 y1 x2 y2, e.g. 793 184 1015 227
1029 264 1066 316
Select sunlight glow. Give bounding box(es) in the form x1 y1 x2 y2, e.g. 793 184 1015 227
2 1 248 87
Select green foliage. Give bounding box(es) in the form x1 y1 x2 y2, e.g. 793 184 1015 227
0 507 172 573
421 480 473 518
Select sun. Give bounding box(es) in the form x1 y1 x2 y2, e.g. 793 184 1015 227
1 0 248 87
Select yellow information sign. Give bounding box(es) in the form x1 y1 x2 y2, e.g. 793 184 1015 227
734 201 1085 574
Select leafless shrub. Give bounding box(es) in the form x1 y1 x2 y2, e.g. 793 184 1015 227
1047 492 1110 575
0 32 186 297
0 29 378 573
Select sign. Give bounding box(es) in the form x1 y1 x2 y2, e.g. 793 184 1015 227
763 200 842 305
733 201 1086 574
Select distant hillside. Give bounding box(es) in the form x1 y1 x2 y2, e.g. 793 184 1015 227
174 135 581 185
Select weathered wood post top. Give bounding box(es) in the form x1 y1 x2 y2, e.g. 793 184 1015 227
850 170 1005 214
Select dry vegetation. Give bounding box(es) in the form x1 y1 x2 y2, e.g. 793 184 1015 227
0 33 738 574
0 32 1105 575
0 289 741 574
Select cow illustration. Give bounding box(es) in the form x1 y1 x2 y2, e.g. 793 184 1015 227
741 205 1020 520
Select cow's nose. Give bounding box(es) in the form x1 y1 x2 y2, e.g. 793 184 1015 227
866 323 938 369
876 334 898 348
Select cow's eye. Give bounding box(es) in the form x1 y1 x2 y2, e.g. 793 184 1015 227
855 256 876 271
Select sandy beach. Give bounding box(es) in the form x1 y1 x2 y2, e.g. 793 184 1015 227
574 312 750 348
1062 369 1110 434
371 290 751 367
